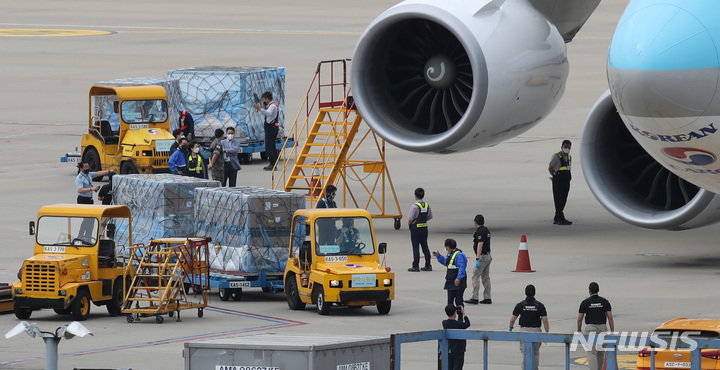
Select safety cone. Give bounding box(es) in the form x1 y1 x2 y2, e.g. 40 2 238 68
602 353 618 370
512 235 535 272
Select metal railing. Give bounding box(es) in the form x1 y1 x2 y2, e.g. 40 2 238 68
391 330 720 370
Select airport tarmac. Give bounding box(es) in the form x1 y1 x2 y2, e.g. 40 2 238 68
2 0 720 369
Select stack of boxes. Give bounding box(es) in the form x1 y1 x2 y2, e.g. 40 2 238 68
112 174 220 246
194 187 305 273
166 66 286 142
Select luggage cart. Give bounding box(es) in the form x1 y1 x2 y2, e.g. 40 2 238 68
122 237 209 323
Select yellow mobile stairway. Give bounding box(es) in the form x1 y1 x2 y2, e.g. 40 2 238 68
271 59 403 229
122 237 209 323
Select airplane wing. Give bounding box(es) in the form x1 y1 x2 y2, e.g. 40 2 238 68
529 0 601 42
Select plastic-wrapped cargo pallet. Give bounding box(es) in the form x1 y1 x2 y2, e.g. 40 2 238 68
194 186 305 274
166 66 285 143
112 174 220 246
96 77 185 132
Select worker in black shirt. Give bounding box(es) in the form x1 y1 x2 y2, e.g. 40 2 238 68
442 304 470 370
509 284 549 370
465 214 492 304
577 282 614 370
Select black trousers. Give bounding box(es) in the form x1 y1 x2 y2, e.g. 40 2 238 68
224 161 237 187
264 124 279 166
447 352 465 370
552 171 571 221
410 226 431 269
447 287 465 307
77 195 93 204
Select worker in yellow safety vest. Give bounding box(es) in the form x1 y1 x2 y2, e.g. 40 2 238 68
187 140 205 179
548 140 572 225
408 187 433 272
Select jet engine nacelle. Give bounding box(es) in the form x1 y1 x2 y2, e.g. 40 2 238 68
581 91 720 230
351 0 569 153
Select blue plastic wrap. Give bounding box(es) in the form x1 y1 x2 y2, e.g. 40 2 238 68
195 187 305 273
112 174 220 249
166 66 285 142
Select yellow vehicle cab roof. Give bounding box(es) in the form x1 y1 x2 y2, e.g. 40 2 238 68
656 318 720 332
90 85 168 101
293 208 372 219
38 204 131 219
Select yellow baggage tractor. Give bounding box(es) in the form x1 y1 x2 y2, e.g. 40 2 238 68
0 283 12 313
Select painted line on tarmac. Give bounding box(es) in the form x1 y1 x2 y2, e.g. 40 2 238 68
0 306 307 366
0 29 112 37
0 24 359 36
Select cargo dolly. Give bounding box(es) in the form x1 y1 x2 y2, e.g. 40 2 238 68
188 270 284 301
122 237 209 323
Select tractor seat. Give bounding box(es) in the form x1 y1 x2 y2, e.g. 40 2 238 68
100 120 119 144
98 239 116 264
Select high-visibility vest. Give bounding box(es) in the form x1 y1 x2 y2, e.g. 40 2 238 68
180 110 189 130
556 152 572 171
413 201 429 228
188 154 203 172
447 250 460 270
265 102 280 127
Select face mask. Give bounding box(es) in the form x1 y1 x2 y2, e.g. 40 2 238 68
181 144 188 150
326 192 335 202
83 168 90 174
193 147 200 154
562 148 570 154
227 134 234 140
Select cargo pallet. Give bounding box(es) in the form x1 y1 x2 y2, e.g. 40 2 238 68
122 237 210 323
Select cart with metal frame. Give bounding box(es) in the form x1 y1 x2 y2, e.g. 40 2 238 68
122 237 209 323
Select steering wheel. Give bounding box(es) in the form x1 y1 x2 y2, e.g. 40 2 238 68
348 241 366 254
72 237 93 246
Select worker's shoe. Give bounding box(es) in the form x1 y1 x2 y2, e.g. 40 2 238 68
420 266 432 271
479 299 492 304
464 299 479 305
407 267 420 272
263 166 274 171
557 219 572 225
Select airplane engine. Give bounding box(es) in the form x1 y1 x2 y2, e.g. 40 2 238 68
581 91 720 230
351 0 569 153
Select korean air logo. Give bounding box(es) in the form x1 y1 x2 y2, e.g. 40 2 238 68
148 129 160 135
662 147 716 166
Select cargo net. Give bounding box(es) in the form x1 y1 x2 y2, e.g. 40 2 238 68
166 66 286 144
194 187 306 273
111 174 220 250
96 77 185 132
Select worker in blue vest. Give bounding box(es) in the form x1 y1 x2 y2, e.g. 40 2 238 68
548 140 572 225
408 187 433 272
433 239 468 307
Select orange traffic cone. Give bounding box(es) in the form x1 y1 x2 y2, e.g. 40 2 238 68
602 353 618 370
512 235 535 272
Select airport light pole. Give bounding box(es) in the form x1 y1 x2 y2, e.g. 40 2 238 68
5 321 93 370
